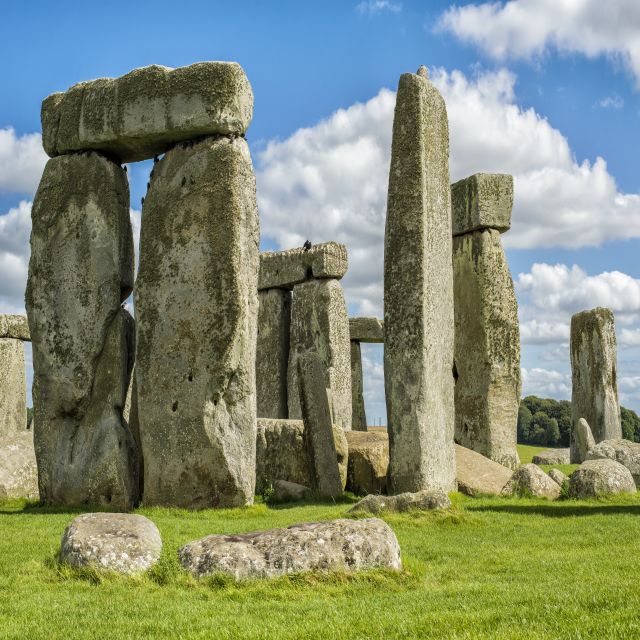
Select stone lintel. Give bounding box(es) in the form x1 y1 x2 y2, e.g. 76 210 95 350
349 317 384 343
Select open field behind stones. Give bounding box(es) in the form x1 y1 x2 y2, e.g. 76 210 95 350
2 493 640 640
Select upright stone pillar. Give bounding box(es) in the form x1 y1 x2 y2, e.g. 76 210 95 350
287 279 352 431
0 316 29 437
570 307 621 463
350 341 367 431
135 135 259 508
256 289 291 418
452 173 521 470
384 66 456 494
26 152 139 509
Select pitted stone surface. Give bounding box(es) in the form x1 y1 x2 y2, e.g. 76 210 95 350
349 317 384 343
502 463 561 499
575 418 597 463
256 289 291 419
532 449 570 465
26 151 138 510
135 136 259 508
287 278 351 430
349 490 451 515
548 469 569 487
384 68 455 494
451 173 513 236
350 342 367 432
0 315 30 341
569 459 636 498
0 431 39 499
59 513 162 575
455 444 513 496
178 518 401 580
346 430 389 496
258 242 347 291
453 229 521 470
42 62 253 162
586 439 640 486
0 339 27 437
570 307 621 462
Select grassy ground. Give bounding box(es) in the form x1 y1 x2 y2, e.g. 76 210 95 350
2 493 640 639
517 443 579 476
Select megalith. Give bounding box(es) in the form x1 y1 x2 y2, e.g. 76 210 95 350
26 151 139 509
452 173 521 470
570 307 621 463
350 341 367 431
135 135 259 508
384 66 456 493
0 315 29 438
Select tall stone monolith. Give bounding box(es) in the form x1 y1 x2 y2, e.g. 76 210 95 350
287 279 352 431
135 135 259 508
0 338 27 437
26 152 139 509
570 307 621 463
350 341 367 431
384 66 456 494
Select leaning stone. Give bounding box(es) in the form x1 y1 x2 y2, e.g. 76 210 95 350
0 431 39 500
179 518 401 580
575 418 597 464
42 62 253 162
258 242 348 290
59 513 162 575
26 152 138 510
287 279 352 430
135 136 259 508
349 317 384 343
0 315 30 341
0 339 27 437
346 430 389 496
548 469 569 487
350 341 367 431
455 444 513 496
586 439 640 486
569 459 636 498
349 490 451 515
570 307 621 462
532 448 571 465
256 289 291 419
451 173 513 236
384 67 456 493
501 463 561 499
272 479 310 502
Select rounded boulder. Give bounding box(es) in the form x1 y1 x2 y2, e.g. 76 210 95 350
569 459 637 498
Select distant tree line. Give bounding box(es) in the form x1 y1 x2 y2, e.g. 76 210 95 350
517 396 640 448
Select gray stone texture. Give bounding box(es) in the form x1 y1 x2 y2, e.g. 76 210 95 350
349 317 384 343
271 479 310 502
570 307 621 463
0 339 27 437
532 449 570 465
451 173 513 236
0 431 39 500
502 463 561 499
575 418 597 463
256 289 290 419
350 341 367 431
586 438 640 486
548 469 569 487
178 518 401 580
42 62 253 163
348 490 451 515
26 151 138 510
453 228 521 470
384 68 456 494
287 278 352 430
455 443 514 496
135 136 259 508
258 242 348 291
569 459 636 498
0 314 30 341
59 513 162 575
345 430 389 496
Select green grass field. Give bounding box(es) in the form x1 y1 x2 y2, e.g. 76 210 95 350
2 492 640 639
517 443 579 476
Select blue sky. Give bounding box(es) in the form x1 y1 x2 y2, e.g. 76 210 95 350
2 0 640 422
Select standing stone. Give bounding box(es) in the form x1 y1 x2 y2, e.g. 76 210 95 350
570 307 621 463
0 339 27 437
350 341 367 431
384 66 456 494
287 279 352 430
575 418 596 463
135 135 259 508
256 289 291 419
26 152 138 509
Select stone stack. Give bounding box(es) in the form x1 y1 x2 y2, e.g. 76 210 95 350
0 315 30 437
384 66 456 494
451 173 521 470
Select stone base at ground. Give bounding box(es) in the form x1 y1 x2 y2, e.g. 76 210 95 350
272 480 310 502
502 463 561 499
569 459 637 498
532 449 570 465
455 444 513 496
346 430 389 496
0 431 38 500
348 490 451 514
585 439 640 486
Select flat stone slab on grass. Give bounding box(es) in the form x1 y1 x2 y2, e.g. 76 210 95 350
585 438 640 486
532 448 570 465
0 431 38 500
178 518 401 580
569 459 637 498
349 317 384 343
502 463 561 499
59 513 162 575
348 490 451 515
455 444 513 496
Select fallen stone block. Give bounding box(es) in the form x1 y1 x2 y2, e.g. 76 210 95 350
569 459 636 498
349 317 384 343
586 439 640 486
0 431 38 500
349 490 451 515
272 480 310 502
346 430 389 496
0 315 30 341
455 444 513 496
548 469 569 487
532 448 570 465
502 463 561 499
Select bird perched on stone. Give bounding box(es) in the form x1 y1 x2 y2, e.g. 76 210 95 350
303 240 312 251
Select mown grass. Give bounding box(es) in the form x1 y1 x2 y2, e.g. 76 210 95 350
517 443 579 476
2 492 640 639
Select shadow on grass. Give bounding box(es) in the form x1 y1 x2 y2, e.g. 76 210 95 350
467 502 640 518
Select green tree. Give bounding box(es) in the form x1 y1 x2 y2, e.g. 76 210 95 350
518 404 533 442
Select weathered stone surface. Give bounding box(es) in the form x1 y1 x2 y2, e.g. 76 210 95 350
258 242 348 291
255 419 347 493
451 173 513 236
575 418 597 464
350 341 367 432
586 439 640 486
455 443 513 496
298 353 344 498
349 490 451 515
453 229 521 470
179 518 401 580
0 431 39 500
349 317 384 343
384 68 456 494
548 468 569 487
42 62 253 162
532 448 571 465
502 463 561 499
59 513 162 575
272 479 310 502
135 136 259 508
26 152 138 509
0 339 27 437
287 279 351 430
570 307 621 463
256 289 291 419
0 315 30 341
569 459 636 498
346 430 389 496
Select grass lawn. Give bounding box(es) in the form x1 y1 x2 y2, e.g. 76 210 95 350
517 443 579 476
2 493 640 639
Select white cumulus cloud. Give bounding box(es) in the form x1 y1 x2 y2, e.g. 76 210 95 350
356 1 402 16
0 128 47 194
521 366 571 398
